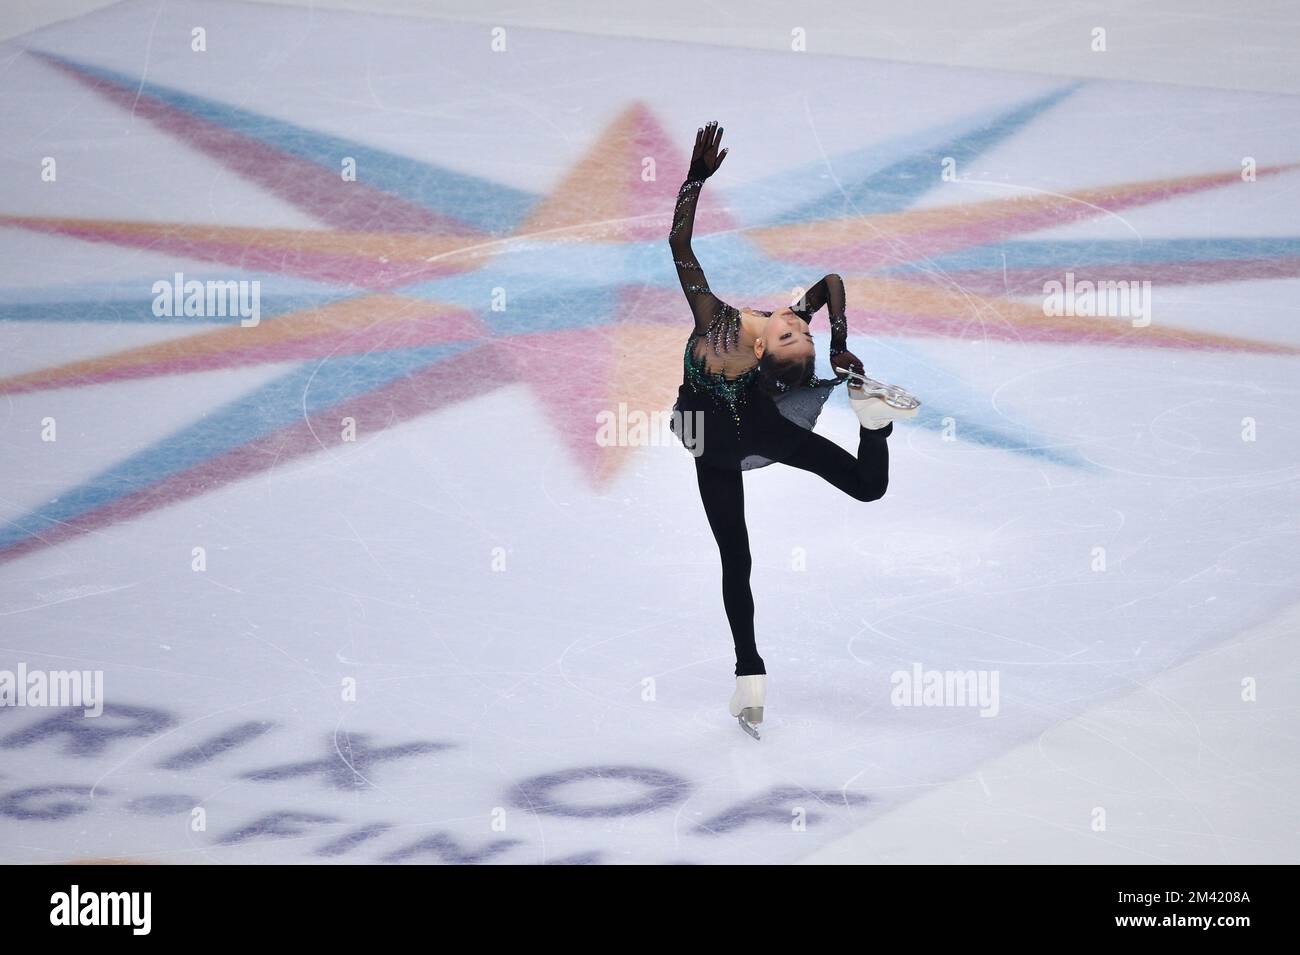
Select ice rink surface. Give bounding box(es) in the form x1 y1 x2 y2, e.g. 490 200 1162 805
1 0 1298 863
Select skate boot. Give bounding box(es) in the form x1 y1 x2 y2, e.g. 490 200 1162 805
845 369 921 430
729 674 766 741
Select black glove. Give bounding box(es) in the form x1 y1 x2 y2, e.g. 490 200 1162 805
830 348 864 379
687 121 728 181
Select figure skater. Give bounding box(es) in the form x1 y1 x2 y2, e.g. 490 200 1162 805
668 121 920 740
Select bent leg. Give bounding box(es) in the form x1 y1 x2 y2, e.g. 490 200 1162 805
694 458 765 676
777 421 892 501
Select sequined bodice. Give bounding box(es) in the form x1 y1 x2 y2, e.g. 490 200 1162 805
682 332 759 428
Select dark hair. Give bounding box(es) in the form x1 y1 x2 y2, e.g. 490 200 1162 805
754 351 818 397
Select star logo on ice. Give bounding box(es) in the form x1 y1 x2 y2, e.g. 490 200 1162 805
1 51 1297 562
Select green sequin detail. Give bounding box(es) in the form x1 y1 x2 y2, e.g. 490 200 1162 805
682 334 758 429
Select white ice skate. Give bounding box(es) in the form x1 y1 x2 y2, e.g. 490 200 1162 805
845 369 921 430
729 674 766 741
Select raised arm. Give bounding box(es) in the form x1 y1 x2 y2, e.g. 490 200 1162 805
668 122 737 342
669 179 725 335
791 273 862 376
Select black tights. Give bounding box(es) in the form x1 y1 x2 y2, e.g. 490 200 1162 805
693 422 892 676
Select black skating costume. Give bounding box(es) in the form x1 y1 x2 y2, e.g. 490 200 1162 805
667 173 893 676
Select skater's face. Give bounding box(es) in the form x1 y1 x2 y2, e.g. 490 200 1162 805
754 308 814 363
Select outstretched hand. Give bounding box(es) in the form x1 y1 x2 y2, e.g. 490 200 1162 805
687 121 728 180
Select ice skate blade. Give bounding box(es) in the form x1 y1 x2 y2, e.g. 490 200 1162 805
737 706 763 741
737 715 761 741
844 370 921 411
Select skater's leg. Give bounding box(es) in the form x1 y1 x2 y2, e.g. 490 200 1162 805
776 421 893 502
693 457 765 676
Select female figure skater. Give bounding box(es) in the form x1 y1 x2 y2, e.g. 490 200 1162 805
668 121 920 740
